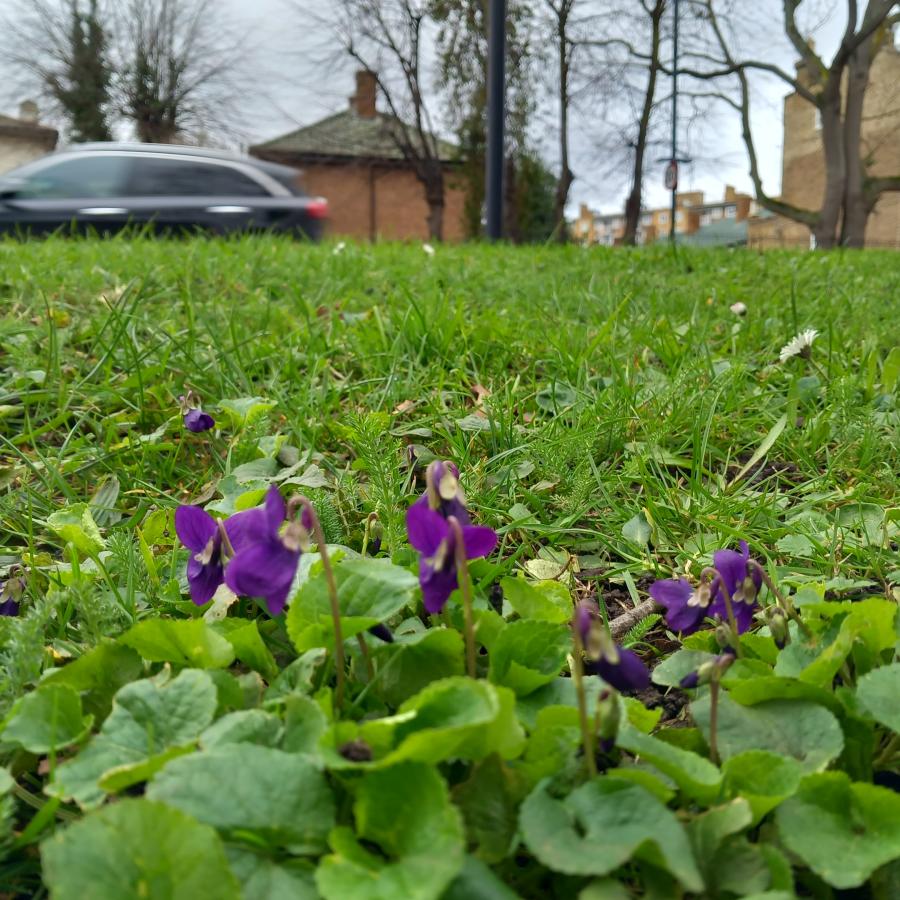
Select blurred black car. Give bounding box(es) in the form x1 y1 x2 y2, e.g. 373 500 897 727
0 143 327 238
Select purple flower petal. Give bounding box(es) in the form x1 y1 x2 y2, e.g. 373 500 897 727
264 485 286 533
225 539 299 614
186 556 224 605
406 500 449 556
0 597 19 617
184 409 215 433
709 595 756 634
175 505 218 553
462 524 497 560
224 506 269 553
594 647 650 693
649 578 707 634
419 560 458 614
573 600 597 645
713 547 749 598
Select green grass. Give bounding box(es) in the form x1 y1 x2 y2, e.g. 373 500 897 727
2 237 898 588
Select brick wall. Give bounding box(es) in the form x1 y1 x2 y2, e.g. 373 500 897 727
0 134 57 175
775 42 900 247
291 159 467 242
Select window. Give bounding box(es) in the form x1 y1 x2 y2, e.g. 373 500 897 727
658 212 668 225
700 212 712 226
725 204 737 218
15 155 132 199
641 214 652 226
712 208 723 220
128 157 269 197
675 210 684 223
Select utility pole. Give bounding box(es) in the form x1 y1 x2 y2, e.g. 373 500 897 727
669 0 679 242
486 0 506 240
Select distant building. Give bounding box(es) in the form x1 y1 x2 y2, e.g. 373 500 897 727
0 101 58 174
748 40 900 249
250 71 467 241
573 185 755 246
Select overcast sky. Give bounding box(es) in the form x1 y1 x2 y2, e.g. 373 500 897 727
1 0 858 216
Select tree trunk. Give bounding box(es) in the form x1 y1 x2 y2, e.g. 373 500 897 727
841 35 873 248
623 0 664 246
813 92 846 249
552 3 573 242
423 163 445 241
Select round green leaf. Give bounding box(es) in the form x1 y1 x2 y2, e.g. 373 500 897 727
519 778 702 892
316 762 465 900
346 677 525 767
2 684 93 753
119 618 235 669
500 576 571 624
46 503 104 556
287 558 417 653
148 743 335 853
41 798 240 899
226 847 319 900
373 628 465 708
721 751 803 824
691 694 843 772
48 669 217 809
776 772 900 889
856 662 900 733
488 619 571 696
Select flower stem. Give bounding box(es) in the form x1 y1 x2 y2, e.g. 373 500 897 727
356 634 375 682
448 516 476 679
571 630 597 778
360 512 378 556
296 496 345 713
709 679 721 766
874 733 900 770
749 560 814 639
715 578 743 659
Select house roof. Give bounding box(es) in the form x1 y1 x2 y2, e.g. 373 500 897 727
0 113 58 142
251 109 457 163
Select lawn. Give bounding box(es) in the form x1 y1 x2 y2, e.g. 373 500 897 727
0 237 899 898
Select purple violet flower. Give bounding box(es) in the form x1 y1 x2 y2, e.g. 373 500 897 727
175 502 268 605
575 600 650 694
179 391 215 433
225 485 308 616
183 408 215 433
649 540 761 636
406 461 497 614
0 575 24 617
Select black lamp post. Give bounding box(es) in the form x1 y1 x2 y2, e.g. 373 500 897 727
486 0 506 240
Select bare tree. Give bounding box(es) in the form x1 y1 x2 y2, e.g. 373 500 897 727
330 0 450 240
680 0 900 248
115 0 248 143
0 0 114 140
542 0 577 240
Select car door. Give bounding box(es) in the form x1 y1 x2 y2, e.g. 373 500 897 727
0 154 134 236
123 156 277 234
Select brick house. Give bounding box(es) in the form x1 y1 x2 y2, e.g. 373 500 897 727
748 40 900 249
573 185 755 246
250 72 467 241
0 101 58 174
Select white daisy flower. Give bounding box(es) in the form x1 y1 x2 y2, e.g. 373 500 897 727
422 242 435 256
779 328 819 363
730 302 748 316
332 241 346 255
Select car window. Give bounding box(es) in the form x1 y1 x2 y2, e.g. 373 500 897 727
15 155 132 199
127 158 270 197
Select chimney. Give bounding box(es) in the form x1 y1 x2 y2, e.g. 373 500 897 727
350 70 377 118
724 184 736 202
18 99 39 123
